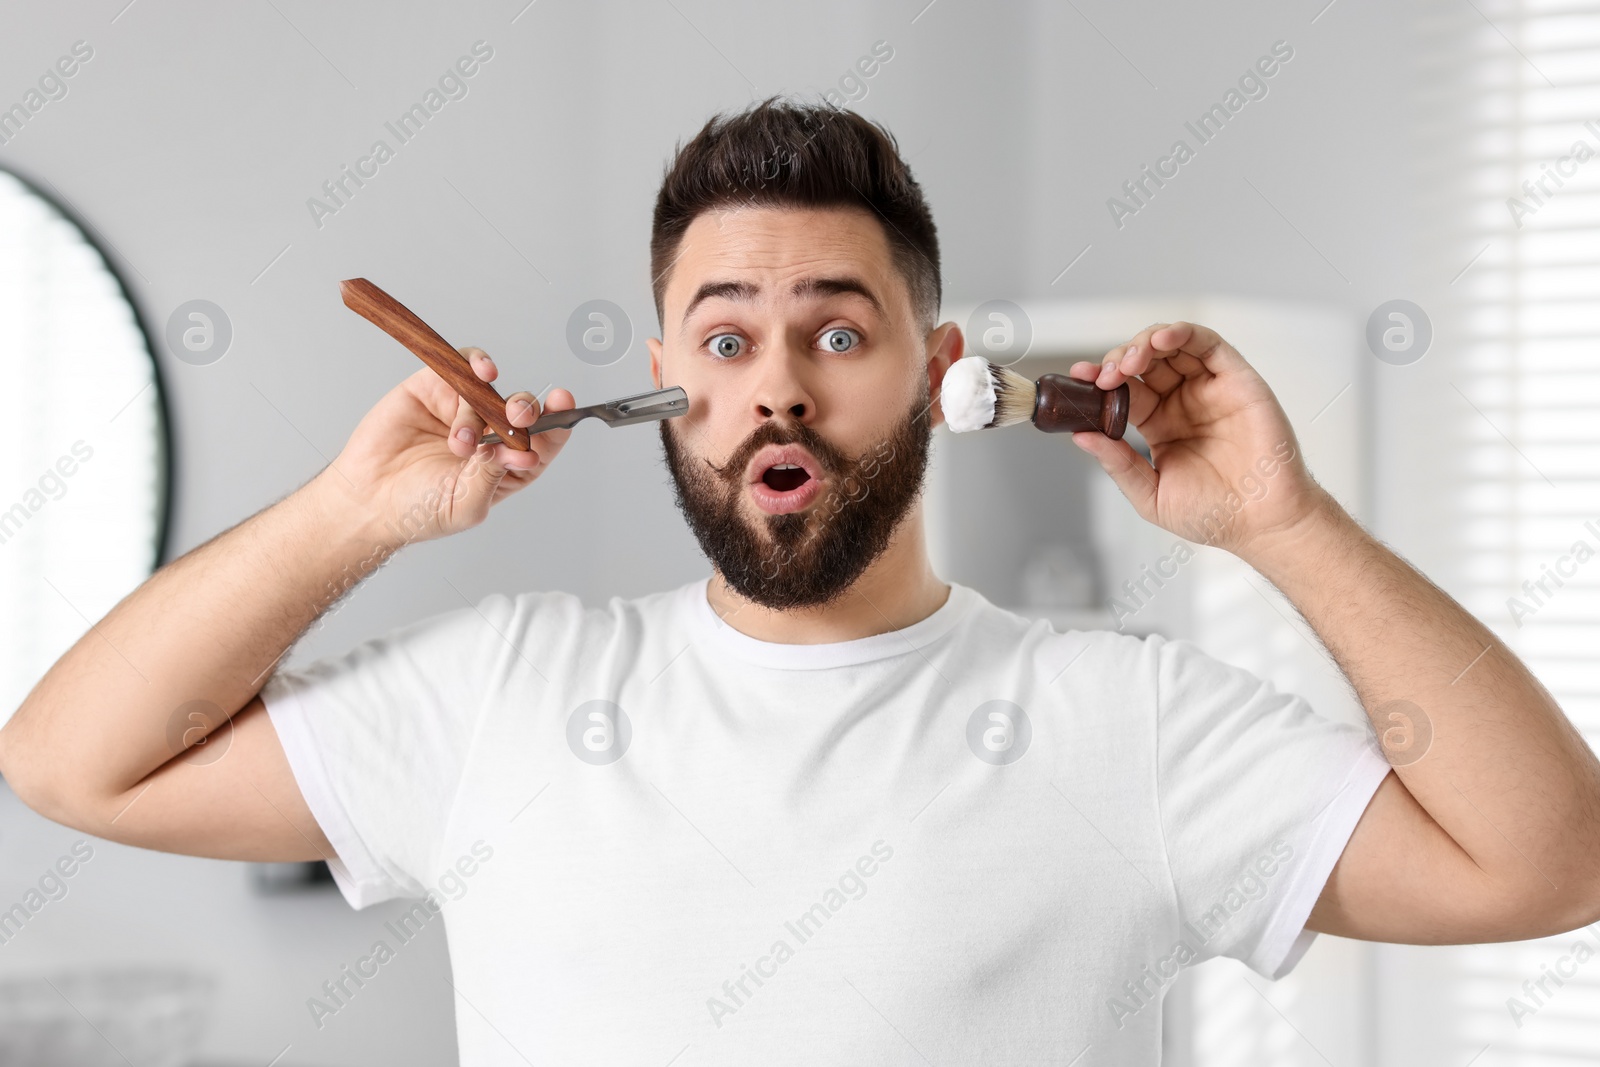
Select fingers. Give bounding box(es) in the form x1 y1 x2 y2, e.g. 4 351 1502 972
526 387 576 467
437 345 580 481
1125 321 1249 381
462 346 498 382
1093 330 1187 391
1069 430 1159 521
487 386 578 475
491 388 542 472
1070 358 1163 426
445 347 498 459
506 390 538 428
496 390 540 470
1081 320 1251 406
540 386 577 416
445 350 567 470
447 394 488 458
1077 334 1181 407
1115 337 1192 394
1092 342 1138 389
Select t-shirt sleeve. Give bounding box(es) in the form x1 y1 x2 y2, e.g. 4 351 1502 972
1152 633 1393 980
258 591 525 910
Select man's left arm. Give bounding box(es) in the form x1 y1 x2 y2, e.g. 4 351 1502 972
1071 321 1600 945
1247 492 1600 942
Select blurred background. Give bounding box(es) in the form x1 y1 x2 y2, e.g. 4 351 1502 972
1 0 1596 1063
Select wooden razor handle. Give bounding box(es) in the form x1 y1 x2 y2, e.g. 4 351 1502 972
339 277 531 451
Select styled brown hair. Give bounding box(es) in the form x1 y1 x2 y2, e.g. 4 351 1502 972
650 95 941 332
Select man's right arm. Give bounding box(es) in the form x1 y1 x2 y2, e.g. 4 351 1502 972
0 469 383 862
0 352 573 863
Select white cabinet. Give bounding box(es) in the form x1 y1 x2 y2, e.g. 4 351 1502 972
929 295 1367 722
926 296 1374 1066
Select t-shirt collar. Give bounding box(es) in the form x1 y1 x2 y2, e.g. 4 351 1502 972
682 575 974 670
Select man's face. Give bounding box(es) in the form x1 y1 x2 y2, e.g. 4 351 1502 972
648 204 956 610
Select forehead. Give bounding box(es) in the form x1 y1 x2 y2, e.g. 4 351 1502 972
663 204 904 324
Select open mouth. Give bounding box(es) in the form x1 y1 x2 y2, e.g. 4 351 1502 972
747 445 825 515
762 463 810 492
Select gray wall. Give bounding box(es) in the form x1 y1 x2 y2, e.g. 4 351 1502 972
0 1 1426 1063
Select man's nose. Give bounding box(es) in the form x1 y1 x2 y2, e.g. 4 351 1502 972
750 338 815 422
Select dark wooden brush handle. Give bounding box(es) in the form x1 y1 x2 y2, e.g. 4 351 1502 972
339 278 531 451
1032 374 1130 439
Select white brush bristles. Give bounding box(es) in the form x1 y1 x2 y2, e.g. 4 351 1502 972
988 362 1037 428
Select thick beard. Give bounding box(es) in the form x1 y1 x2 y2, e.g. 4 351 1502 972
659 388 932 611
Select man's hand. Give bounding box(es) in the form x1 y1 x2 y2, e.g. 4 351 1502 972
321 347 578 547
1065 321 1334 559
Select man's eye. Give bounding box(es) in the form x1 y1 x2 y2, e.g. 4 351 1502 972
820 327 860 353
707 333 745 359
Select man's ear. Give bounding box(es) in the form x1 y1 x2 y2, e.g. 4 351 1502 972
924 322 964 430
648 337 663 390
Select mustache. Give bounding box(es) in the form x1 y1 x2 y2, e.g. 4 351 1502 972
704 418 851 483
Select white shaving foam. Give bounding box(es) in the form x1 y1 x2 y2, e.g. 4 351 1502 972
940 356 995 433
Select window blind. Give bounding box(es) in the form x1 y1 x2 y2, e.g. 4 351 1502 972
1431 0 1600 1062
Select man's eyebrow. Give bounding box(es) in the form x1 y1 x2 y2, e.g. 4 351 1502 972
679 275 886 326
682 280 759 323
790 276 885 318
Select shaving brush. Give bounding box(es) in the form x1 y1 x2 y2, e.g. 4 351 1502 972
940 356 1130 439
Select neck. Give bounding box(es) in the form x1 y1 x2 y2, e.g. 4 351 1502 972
705 501 950 644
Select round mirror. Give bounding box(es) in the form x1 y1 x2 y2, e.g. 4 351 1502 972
0 167 171 725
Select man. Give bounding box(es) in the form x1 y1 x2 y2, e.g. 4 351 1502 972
3 98 1598 1064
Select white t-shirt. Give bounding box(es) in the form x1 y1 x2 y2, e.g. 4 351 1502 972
261 576 1391 1065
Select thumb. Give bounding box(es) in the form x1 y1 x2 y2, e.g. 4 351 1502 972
1071 431 1159 521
